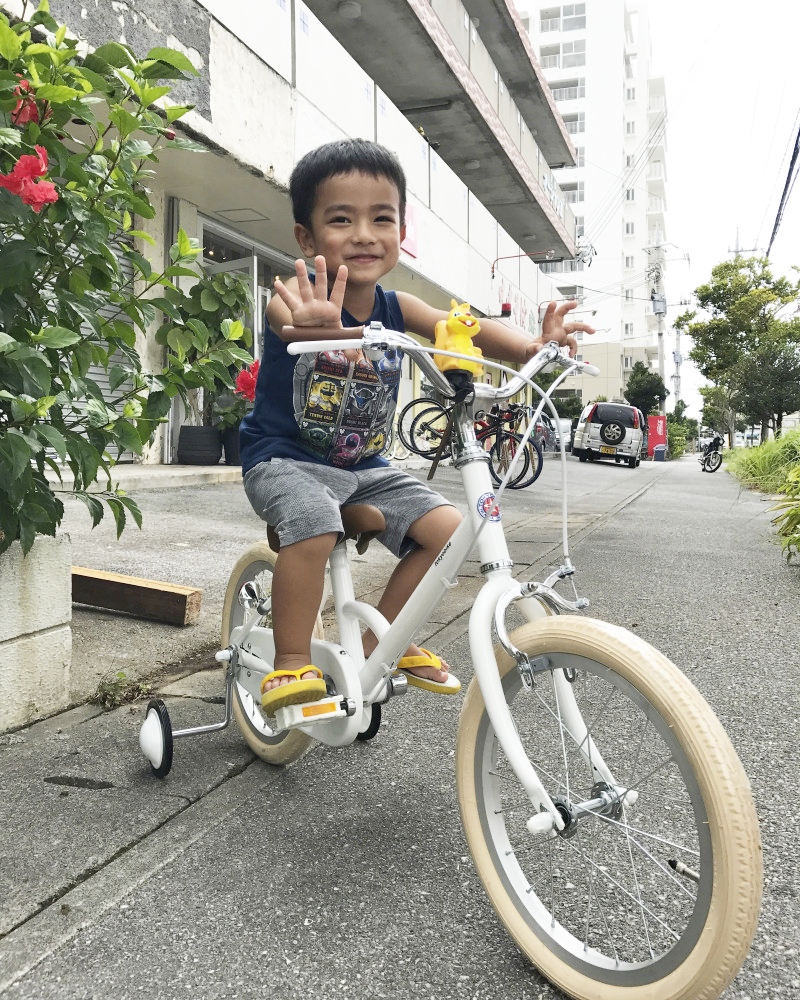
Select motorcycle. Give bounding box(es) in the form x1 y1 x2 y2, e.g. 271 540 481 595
699 433 724 473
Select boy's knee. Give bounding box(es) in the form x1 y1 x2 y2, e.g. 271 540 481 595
409 504 461 548
278 531 339 561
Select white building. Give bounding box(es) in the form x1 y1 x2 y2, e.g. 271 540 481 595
524 0 668 405
2 0 581 464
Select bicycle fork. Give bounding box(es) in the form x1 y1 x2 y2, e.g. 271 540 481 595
469 572 630 838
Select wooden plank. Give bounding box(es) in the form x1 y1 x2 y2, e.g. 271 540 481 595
71 566 202 626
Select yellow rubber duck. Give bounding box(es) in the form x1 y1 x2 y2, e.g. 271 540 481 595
434 300 484 375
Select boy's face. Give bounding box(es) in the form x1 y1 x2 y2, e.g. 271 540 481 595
294 172 405 289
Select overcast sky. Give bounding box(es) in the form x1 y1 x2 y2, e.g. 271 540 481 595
646 0 800 418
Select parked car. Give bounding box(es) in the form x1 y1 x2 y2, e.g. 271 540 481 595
572 401 645 468
553 417 573 453
533 411 557 452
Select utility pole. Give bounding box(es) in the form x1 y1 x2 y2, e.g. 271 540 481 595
647 246 667 415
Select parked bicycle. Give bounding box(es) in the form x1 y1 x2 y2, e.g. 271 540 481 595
400 397 544 488
699 432 724 473
140 326 761 1000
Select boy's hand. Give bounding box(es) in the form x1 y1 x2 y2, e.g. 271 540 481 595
274 255 348 328
526 300 595 359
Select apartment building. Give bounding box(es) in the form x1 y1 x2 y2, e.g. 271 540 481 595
2 0 580 463
524 0 668 404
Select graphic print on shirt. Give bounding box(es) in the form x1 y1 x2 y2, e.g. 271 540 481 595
293 348 402 466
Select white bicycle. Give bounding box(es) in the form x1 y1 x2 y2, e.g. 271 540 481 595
139 326 761 1000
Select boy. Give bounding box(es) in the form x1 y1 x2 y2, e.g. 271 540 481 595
240 138 593 713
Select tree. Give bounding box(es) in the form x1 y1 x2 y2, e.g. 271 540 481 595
678 256 800 440
623 361 668 415
0 3 254 554
729 337 800 437
699 386 745 446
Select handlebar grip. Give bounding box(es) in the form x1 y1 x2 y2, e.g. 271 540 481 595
287 339 364 355
579 363 601 376
282 325 365 340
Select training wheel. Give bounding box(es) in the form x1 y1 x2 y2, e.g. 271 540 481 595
356 702 382 742
139 698 173 777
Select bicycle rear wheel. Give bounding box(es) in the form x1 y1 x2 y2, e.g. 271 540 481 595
397 397 446 455
509 437 544 489
409 404 452 458
221 541 316 765
456 617 761 1000
487 431 531 488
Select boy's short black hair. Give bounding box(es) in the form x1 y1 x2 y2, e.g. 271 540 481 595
290 139 407 230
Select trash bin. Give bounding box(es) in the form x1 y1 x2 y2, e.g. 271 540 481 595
653 444 667 462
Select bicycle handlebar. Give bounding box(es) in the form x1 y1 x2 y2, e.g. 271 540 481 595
284 323 599 400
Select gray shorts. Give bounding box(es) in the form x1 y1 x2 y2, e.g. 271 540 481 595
243 459 453 557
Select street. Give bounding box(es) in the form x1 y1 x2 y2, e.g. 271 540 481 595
1 456 798 999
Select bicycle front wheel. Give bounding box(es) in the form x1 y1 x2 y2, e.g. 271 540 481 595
487 431 531 487
705 451 722 473
456 617 761 1000
221 541 316 765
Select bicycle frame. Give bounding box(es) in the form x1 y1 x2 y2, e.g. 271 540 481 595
223 326 611 834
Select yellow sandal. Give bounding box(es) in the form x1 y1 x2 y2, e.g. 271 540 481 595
395 648 461 694
260 666 327 714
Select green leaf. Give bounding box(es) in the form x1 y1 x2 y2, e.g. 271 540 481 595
34 326 82 348
115 492 143 529
105 496 127 537
92 42 136 69
35 424 67 461
110 419 142 455
145 47 199 76
121 246 152 279
74 491 105 528
109 105 142 139
111 320 137 347
200 288 220 312
0 20 22 61
165 104 193 124
163 136 207 153
0 242 45 291
0 127 23 147
34 83 81 102
138 84 171 109
0 429 34 480
108 364 132 392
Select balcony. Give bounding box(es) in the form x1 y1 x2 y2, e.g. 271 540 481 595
303 0 577 255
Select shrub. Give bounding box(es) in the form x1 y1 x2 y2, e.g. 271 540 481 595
726 430 800 494
0 2 253 555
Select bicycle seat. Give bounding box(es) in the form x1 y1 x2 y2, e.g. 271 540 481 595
266 504 386 556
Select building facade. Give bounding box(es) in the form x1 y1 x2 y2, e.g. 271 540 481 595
524 0 668 405
2 0 581 463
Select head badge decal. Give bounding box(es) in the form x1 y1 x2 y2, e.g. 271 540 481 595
477 492 501 521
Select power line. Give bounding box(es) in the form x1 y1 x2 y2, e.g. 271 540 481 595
766 117 800 258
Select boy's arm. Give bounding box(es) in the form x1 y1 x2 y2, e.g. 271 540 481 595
269 255 349 340
396 292 595 361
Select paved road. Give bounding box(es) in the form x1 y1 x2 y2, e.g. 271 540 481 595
1 457 798 999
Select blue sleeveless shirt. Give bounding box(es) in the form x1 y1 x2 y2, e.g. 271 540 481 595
240 285 405 475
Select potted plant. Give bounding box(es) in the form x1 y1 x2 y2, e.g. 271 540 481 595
212 359 259 465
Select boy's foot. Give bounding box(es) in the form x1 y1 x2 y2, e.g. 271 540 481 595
395 648 460 694
261 666 327 714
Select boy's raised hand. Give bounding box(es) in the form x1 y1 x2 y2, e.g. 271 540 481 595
528 300 595 359
274 255 348 328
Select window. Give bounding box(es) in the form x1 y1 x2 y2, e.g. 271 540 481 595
560 285 584 303
574 215 584 238
626 154 636 167
624 355 634 369
625 255 634 269
626 121 636 134
625 188 635 201
574 147 585 167
624 323 634 337
562 39 586 67
624 289 633 301
625 221 635 235
540 259 584 274
626 87 636 101
299 8 309 33
563 112 585 134
562 3 586 31
562 182 584 204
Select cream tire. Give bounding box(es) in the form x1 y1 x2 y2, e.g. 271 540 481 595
456 616 762 1000
221 541 321 765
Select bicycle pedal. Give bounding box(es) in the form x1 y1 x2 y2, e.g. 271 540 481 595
274 695 356 730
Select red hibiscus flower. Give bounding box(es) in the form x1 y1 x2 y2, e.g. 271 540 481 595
0 146 58 212
234 359 260 402
10 78 50 126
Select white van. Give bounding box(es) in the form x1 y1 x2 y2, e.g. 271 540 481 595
573 401 645 469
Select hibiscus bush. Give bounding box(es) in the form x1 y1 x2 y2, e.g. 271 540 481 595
0 2 253 555
212 359 259 430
